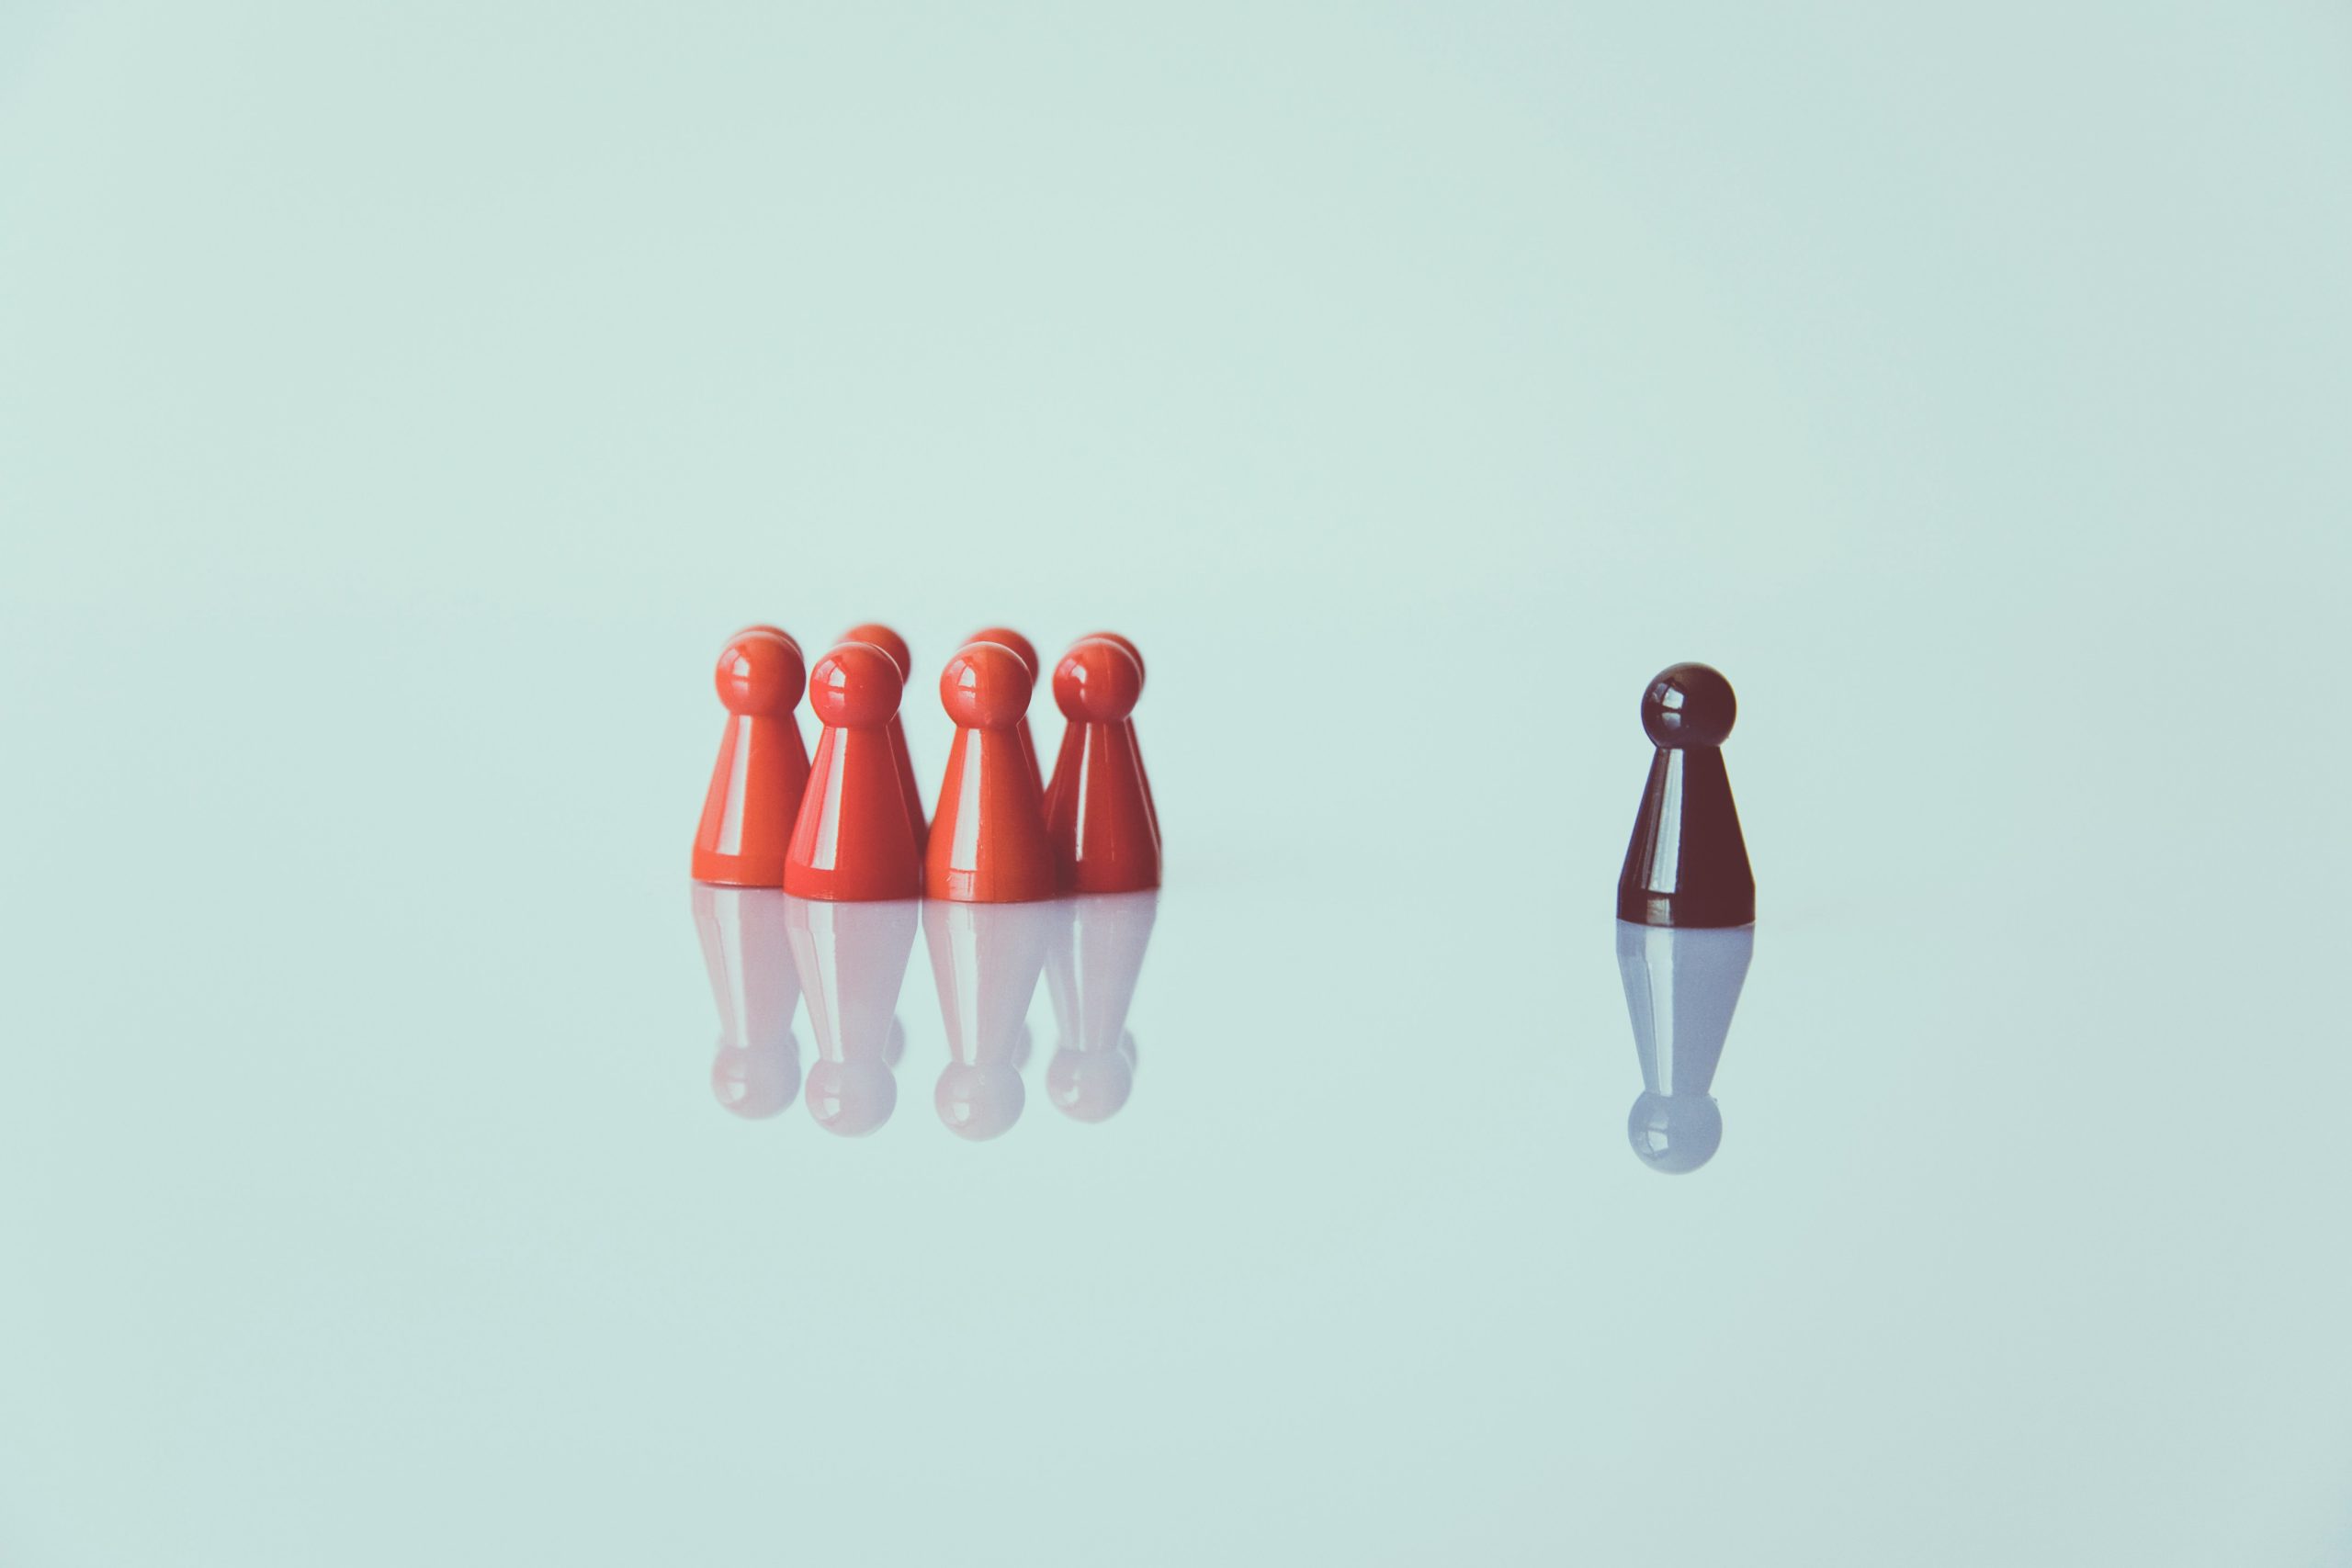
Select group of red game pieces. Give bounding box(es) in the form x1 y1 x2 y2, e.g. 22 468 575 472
692 624 1159 901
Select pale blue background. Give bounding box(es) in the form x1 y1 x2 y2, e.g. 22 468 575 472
3 4 2349 1564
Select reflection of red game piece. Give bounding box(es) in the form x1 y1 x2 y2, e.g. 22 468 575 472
925 898 1056 1140
968 626 1045 793
787 895 917 1137
693 884 803 1118
926 641 1059 903
784 642 924 901
1080 630 1157 840
692 629 810 887
1044 637 1160 893
1044 890 1158 1123
840 622 928 852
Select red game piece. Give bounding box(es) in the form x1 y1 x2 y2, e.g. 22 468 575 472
692 629 809 887
968 626 1046 794
925 898 1057 1140
1080 629 1158 840
783 641 925 901
840 622 928 852
926 641 1060 903
1044 637 1160 893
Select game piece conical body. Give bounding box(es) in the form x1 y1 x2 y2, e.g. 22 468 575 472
693 629 809 887
1617 919 1753 1174
785 641 925 901
1617 662 1753 928
927 641 1059 902
1045 637 1160 894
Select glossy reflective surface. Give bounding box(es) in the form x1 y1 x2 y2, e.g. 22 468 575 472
787 894 920 1135
1617 919 1753 1173
692 884 803 1117
1045 892 1158 1122
8 1 2352 1559
695 888 1165 1140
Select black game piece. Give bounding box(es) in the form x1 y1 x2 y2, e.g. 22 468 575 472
1617 662 1755 928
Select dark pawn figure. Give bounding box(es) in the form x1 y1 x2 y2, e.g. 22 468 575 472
1618 662 1754 928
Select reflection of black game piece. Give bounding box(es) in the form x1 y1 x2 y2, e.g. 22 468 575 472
1617 663 1754 929
1617 921 1753 1174
692 885 802 1119
786 896 918 1136
1043 892 1159 1123
925 900 1057 1140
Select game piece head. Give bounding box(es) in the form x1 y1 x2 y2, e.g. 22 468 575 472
1627 1091 1722 1173
808 641 905 728
1053 637 1143 723
804 1056 897 1136
839 623 910 683
731 624 803 659
940 640 1033 729
714 630 807 717
1640 662 1737 748
1046 1035 1136 1122
1082 631 1146 690
935 1061 1024 1140
968 626 1040 682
